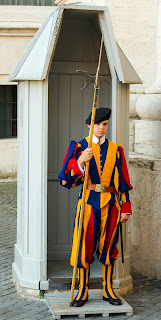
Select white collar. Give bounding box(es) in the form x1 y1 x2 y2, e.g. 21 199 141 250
90 133 106 145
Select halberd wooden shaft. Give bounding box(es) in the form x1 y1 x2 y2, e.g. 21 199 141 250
69 34 104 307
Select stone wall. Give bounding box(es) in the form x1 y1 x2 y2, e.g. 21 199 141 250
129 155 161 279
0 6 55 85
0 139 17 178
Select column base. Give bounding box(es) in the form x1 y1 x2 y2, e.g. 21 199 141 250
113 276 133 295
13 243 46 290
12 265 40 299
12 265 133 298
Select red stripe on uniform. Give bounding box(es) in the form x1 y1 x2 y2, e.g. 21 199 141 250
85 207 94 263
63 146 69 164
105 204 118 254
64 144 79 175
72 161 83 175
110 246 119 260
119 146 133 189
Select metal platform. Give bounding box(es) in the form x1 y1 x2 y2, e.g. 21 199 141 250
45 290 133 319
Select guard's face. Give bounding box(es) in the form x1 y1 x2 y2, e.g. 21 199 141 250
88 120 108 139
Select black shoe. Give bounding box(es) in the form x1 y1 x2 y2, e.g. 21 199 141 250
72 295 88 307
103 296 122 305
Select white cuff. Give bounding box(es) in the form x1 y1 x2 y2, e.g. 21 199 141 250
77 161 85 175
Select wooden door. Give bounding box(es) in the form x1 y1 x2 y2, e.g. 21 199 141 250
48 64 111 260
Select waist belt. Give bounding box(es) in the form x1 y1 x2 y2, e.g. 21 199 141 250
87 184 116 193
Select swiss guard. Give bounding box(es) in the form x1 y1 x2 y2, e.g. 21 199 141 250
58 107 133 307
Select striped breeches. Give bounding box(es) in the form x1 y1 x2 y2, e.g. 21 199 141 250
70 200 120 269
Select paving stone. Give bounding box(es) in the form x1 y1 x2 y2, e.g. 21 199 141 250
0 300 35 313
1 304 49 320
39 315 54 319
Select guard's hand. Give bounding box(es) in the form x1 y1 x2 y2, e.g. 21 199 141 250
120 213 130 223
78 148 93 168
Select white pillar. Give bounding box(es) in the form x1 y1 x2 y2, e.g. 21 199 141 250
12 80 48 292
113 80 133 295
128 1 161 280
134 0 161 158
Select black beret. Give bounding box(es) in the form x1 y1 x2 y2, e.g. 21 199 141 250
85 108 111 125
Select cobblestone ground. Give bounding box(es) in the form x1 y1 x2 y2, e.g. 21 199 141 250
0 181 53 320
0 181 161 320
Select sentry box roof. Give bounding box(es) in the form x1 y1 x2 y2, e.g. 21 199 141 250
8 4 141 84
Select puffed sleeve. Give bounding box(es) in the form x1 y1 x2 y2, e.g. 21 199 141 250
114 145 133 214
58 141 84 189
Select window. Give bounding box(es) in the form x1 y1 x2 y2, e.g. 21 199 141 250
0 85 17 138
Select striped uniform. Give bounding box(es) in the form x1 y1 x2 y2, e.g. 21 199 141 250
58 137 132 301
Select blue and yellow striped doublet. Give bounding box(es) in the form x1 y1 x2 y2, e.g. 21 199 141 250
58 137 132 269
